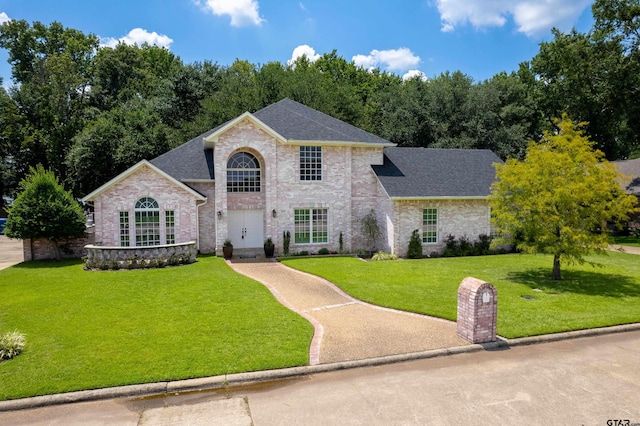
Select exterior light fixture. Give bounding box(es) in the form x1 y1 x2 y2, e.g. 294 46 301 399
217 210 222 219
272 209 277 218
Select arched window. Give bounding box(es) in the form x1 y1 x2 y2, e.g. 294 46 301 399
135 197 160 246
227 152 261 192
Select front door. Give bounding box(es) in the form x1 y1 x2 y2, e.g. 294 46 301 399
228 210 264 249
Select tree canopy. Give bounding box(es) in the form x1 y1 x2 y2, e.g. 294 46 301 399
0 2 639 203
5 164 86 259
490 117 638 280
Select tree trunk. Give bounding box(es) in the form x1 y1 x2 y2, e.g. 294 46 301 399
51 239 62 261
552 254 561 280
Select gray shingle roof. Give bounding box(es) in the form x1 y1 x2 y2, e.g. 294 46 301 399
253 98 392 145
150 128 217 181
614 158 640 195
373 147 503 198
151 98 393 181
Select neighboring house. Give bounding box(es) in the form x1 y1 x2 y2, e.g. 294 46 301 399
82 98 502 258
614 157 640 197
614 157 640 223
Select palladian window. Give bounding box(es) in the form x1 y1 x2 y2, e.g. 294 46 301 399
227 152 261 192
135 197 160 246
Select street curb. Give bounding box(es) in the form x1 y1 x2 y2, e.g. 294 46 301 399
1 322 639 412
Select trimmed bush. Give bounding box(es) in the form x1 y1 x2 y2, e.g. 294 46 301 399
0 331 26 360
407 229 423 259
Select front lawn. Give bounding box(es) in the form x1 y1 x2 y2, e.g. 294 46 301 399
282 252 640 339
0 256 313 401
612 235 640 247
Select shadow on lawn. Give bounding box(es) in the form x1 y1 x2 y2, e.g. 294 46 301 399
10 259 84 269
507 268 640 298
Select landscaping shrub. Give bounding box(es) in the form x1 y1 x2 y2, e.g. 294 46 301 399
371 251 398 261
407 229 423 259
0 331 26 361
443 234 498 257
318 248 330 255
283 231 291 255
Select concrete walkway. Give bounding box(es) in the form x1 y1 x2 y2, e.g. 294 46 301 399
0 235 23 270
227 258 468 365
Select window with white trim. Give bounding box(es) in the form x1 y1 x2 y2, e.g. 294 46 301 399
300 146 322 181
227 152 261 192
119 211 130 247
294 208 328 244
165 210 175 245
135 197 160 246
422 208 438 244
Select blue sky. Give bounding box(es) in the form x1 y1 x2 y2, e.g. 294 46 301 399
0 0 596 85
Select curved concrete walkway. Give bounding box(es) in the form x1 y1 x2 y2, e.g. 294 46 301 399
228 259 468 365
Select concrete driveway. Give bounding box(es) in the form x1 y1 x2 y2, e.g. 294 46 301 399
228 259 468 364
0 235 23 269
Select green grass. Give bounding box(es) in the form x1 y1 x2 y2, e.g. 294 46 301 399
612 235 640 247
282 252 640 339
0 256 313 401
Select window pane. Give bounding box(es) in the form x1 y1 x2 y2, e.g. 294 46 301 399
294 209 310 243
422 208 438 243
135 197 160 246
165 210 175 245
119 211 129 247
227 152 261 192
312 208 328 243
300 146 322 181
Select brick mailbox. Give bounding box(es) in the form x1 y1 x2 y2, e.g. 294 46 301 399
457 277 497 343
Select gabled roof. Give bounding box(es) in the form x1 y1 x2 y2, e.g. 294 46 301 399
252 98 394 145
82 160 207 202
150 128 216 181
614 158 640 195
373 147 503 199
149 98 394 182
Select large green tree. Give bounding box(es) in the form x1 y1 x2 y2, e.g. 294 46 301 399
5 165 86 260
0 20 98 180
490 117 638 280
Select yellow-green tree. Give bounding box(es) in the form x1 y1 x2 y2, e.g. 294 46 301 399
490 117 638 280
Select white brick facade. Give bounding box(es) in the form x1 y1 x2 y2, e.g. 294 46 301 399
86 113 494 258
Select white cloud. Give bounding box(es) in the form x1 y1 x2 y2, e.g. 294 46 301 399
287 44 321 66
352 48 420 72
0 12 11 25
100 28 174 49
434 0 592 37
197 0 265 27
402 70 428 81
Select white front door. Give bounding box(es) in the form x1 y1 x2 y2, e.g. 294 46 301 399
228 210 264 248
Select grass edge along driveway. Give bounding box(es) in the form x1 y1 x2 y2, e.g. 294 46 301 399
0 256 313 401
282 252 640 340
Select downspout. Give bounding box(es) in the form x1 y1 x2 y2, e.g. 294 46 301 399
196 198 208 252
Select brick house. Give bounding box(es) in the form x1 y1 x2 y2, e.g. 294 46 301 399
82 98 502 257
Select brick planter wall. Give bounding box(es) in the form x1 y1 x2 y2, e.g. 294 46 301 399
84 241 197 270
23 228 95 261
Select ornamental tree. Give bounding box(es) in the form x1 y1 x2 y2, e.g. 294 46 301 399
490 117 638 280
5 165 86 260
